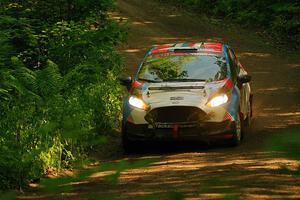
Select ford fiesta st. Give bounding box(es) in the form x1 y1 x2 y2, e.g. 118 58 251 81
120 42 252 152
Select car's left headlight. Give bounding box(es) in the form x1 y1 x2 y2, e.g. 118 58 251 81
207 94 229 107
128 96 148 110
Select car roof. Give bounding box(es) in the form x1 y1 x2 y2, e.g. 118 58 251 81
149 42 225 55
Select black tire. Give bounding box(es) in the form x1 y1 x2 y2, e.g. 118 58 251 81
243 95 253 137
245 94 253 128
121 126 135 154
250 94 253 118
228 112 242 147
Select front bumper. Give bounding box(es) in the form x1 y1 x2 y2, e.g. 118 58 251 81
123 120 234 142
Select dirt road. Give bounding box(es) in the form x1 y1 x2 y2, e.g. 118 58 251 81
19 0 300 199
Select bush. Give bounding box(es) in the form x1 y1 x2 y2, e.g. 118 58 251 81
0 0 125 190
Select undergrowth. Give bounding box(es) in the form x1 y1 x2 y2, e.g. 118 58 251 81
0 0 126 190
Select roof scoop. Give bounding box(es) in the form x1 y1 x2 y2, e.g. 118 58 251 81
173 48 198 53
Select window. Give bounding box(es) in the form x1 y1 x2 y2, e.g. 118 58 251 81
138 54 228 82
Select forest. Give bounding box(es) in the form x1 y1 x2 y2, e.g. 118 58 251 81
160 0 300 48
0 0 300 197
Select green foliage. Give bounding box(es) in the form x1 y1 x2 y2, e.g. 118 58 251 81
0 0 126 191
159 0 300 47
0 191 15 200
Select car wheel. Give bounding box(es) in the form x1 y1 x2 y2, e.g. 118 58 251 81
242 96 252 138
245 103 251 127
229 112 242 146
244 95 253 127
121 126 135 154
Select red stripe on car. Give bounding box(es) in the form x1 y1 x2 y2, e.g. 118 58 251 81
224 112 234 121
151 48 168 54
127 114 134 123
224 78 233 90
130 81 144 91
203 43 223 52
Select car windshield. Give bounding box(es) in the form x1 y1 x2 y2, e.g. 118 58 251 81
138 54 228 82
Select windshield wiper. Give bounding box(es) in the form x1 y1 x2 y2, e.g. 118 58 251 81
163 79 206 82
138 78 162 83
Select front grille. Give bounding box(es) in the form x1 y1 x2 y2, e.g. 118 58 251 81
145 106 208 124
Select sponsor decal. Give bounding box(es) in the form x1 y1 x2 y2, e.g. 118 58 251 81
155 123 197 128
170 96 184 101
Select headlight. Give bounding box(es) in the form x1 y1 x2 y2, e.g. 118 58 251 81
129 96 148 110
207 94 228 107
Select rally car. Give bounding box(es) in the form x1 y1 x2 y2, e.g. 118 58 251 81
120 42 252 151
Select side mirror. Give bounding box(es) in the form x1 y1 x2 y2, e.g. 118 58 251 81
119 75 132 89
238 74 251 84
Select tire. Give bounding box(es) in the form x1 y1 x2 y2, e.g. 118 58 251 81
243 95 253 137
121 126 135 154
244 94 253 128
229 112 242 147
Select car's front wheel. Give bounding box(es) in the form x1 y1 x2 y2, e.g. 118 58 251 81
121 126 136 154
245 94 253 128
229 113 242 146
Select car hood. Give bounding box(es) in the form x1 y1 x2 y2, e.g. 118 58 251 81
134 80 230 110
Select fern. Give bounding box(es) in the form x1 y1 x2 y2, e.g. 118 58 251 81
0 0 125 191
35 60 63 98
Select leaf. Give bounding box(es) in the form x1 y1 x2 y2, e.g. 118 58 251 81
39 121 59 136
0 191 16 200
104 171 120 184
